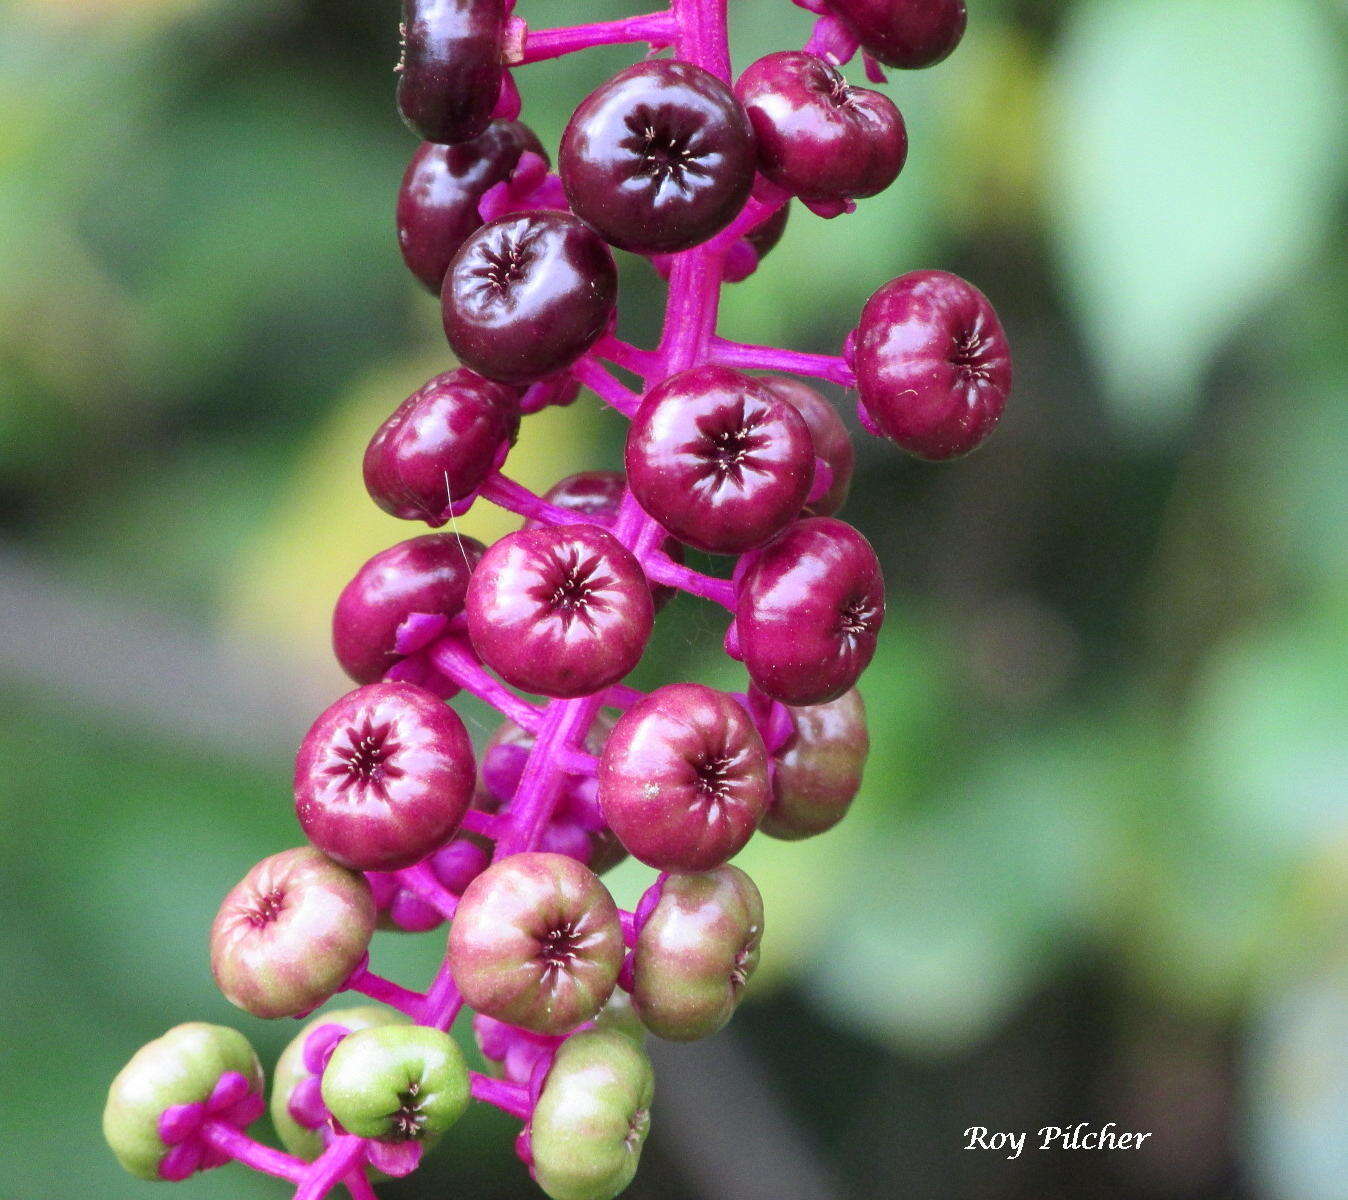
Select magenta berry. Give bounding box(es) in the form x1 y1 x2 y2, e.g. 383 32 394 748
398 122 547 293
210 847 376 1020
364 369 520 523
534 470 684 608
111 0 1010 1193
852 268 1013 460
599 683 770 872
760 375 854 516
466 525 654 698
626 365 814 554
736 52 907 204
294 681 475 871
333 533 485 684
397 0 505 144
827 0 968 70
735 517 885 705
449 852 624 1035
560 60 756 254
442 211 618 385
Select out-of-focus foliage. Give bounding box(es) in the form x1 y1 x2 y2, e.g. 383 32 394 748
0 0 1345 1196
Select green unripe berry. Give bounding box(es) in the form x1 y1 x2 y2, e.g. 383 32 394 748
103 1023 262 1181
321 1024 470 1144
270 1005 410 1161
531 1030 655 1200
591 987 647 1045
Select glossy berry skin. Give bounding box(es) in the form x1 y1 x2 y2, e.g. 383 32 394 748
397 122 547 293
333 533 485 684
294 681 475 871
530 1030 654 1200
560 60 756 255
626 365 814 555
397 0 504 144
466 525 654 699
104 1024 263 1181
853 269 1012 460
632 866 763 1041
442 211 618 385
736 517 885 705
448 853 624 1035
599 683 770 872
270 1006 410 1163
364 370 520 523
745 201 789 262
736 52 907 204
760 376 854 515
210 847 375 1020
534 470 682 609
321 1025 470 1143
828 0 967 69
763 689 869 839
537 470 625 522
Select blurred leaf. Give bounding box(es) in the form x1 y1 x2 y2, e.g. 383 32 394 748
1247 968 1348 1200
933 18 1047 235
805 712 1130 1052
1046 0 1347 425
1186 604 1348 860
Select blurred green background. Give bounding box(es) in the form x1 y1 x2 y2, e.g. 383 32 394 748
1 0 1345 1196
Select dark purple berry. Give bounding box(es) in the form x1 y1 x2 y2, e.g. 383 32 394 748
397 122 547 293
448 852 624 1035
599 683 770 872
631 866 763 1041
852 268 1012 460
735 517 884 705
210 847 376 1019
333 533 485 685
363 369 520 523
626 365 814 554
759 375 854 515
744 201 790 262
466 525 654 699
294 681 475 871
397 0 505 144
442 211 618 385
736 52 907 204
560 60 756 255
763 689 868 839
828 0 967 70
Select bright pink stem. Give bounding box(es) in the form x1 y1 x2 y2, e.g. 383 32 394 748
514 10 677 63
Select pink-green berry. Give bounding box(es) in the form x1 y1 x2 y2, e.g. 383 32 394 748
631 866 763 1041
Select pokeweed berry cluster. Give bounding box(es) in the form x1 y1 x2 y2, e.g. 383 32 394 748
103 1 1010 1197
